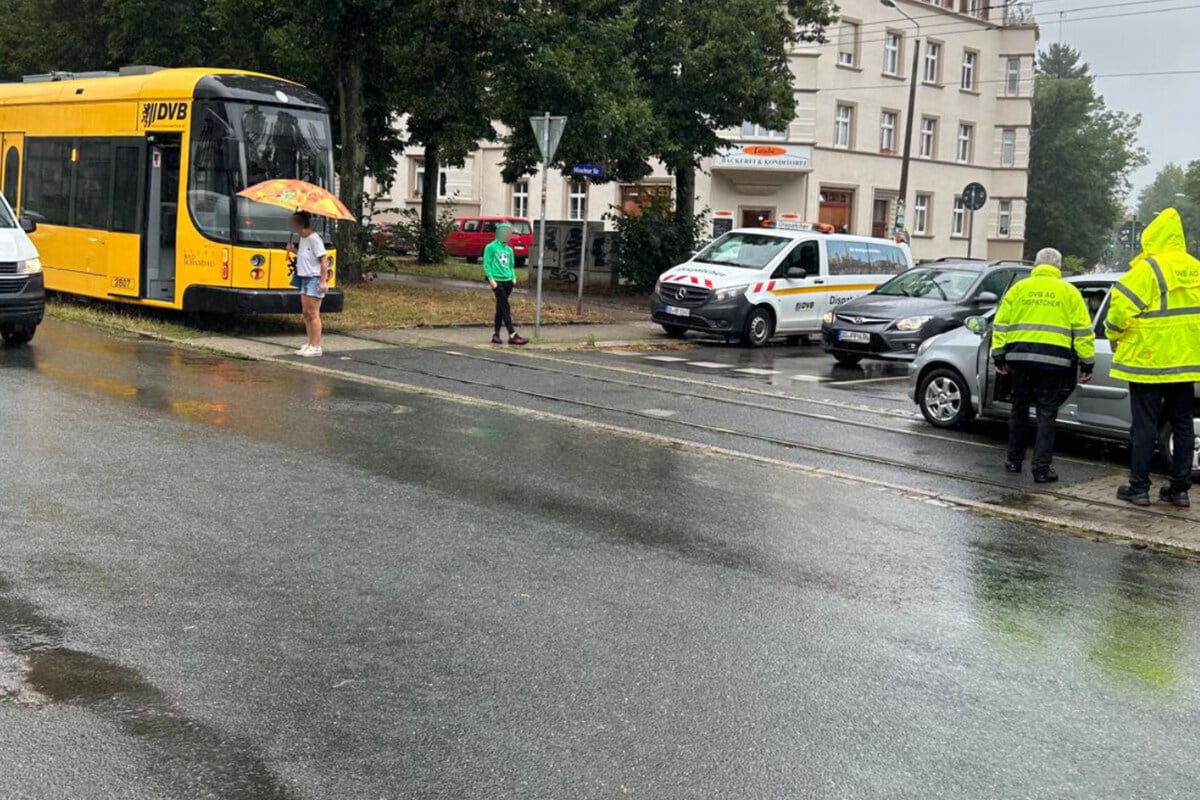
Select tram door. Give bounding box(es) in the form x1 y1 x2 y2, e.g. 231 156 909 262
144 134 181 302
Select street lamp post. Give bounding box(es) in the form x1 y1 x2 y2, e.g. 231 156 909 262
881 0 920 241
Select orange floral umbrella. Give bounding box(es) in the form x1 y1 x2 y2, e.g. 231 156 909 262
236 179 355 221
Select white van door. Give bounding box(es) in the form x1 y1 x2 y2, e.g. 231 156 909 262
770 238 825 332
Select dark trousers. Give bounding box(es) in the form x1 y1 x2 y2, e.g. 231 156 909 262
1129 381 1195 493
1007 366 1074 472
492 280 515 334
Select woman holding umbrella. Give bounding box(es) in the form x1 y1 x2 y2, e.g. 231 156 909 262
287 210 330 357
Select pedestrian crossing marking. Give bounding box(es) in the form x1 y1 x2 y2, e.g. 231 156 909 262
641 409 677 418
734 368 781 376
791 374 825 382
687 361 732 369
644 355 689 362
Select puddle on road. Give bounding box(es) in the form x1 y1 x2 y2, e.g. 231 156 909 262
0 575 301 799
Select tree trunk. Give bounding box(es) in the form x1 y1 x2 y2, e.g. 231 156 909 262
335 52 367 283
418 142 441 264
673 164 698 251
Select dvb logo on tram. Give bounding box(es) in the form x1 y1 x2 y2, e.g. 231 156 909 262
141 101 189 127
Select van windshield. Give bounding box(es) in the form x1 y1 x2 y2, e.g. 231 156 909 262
0 196 15 228
693 233 791 269
874 268 979 300
507 220 532 234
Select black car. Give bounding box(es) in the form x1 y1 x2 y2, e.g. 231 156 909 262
821 259 1030 366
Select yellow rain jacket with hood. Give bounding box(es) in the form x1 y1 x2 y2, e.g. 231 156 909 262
991 263 1096 372
1106 208 1200 383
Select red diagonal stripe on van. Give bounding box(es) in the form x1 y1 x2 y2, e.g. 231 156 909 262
704 279 713 288
767 281 776 291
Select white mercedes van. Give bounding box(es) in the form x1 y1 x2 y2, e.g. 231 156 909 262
0 193 43 346
650 223 914 346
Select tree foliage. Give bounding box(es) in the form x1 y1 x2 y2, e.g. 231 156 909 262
1025 44 1146 265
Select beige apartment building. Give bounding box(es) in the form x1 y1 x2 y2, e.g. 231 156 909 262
369 0 1038 262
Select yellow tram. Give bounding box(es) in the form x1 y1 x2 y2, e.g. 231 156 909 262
0 67 341 313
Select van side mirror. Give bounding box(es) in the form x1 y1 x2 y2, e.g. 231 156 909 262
19 215 36 234
976 291 999 305
785 266 807 279
965 315 988 334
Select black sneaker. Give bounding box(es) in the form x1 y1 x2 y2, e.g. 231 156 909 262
1159 487 1191 509
1032 468 1058 484
1005 461 1022 474
491 333 503 344
1117 485 1151 507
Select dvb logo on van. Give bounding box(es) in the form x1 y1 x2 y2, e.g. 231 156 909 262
141 102 189 127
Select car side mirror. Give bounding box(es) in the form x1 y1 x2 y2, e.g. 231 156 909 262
976 291 999 305
785 266 807 279
19 215 36 234
965 315 989 334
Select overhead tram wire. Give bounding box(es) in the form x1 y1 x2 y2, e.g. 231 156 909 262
810 1 1200 51
819 67 1200 95
849 0 1185 33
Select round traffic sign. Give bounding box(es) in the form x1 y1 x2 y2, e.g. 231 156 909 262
962 182 988 211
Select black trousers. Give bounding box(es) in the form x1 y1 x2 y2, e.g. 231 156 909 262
1129 381 1195 493
492 280 515 334
1007 366 1075 472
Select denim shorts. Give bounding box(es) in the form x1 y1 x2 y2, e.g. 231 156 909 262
297 276 325 299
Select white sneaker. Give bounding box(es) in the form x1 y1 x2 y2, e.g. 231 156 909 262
294 344 313 356
300 346 323 358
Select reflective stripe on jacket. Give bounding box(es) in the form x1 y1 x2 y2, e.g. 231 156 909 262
1106 208 1200 383
991 263 1096 370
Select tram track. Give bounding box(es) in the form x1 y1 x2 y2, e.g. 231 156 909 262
264 340 1191 524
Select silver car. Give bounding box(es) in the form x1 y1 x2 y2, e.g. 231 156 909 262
907 273 1200 473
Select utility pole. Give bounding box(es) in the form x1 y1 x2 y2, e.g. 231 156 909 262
882 0 920 241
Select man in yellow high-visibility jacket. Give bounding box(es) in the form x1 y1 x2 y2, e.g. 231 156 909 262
1106 208 1200 508
992 247 1095 483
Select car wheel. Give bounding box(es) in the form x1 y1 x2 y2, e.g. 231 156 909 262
466 255 478 264
1156 421 1196 473
516 257 527 268
0 323 35 347
740 306 774 348
662 324 688 339
919 367 973 428
833 353 863 367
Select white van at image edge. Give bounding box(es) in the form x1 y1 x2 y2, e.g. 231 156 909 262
0 192 46 346
649 225 914 347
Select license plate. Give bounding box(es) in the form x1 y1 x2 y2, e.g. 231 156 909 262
665 306 691 317
838 330 870 343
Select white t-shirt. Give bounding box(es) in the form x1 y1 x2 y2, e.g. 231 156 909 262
295 233 327 277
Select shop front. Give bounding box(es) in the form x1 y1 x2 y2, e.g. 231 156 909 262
707 143 812 238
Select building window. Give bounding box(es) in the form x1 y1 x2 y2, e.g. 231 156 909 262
880 111 897 153
883 32 901 76
741 121 785 139
914 193 930 235
924 41 941 84
919 117 937 159
414 161 448 199
1005 57 1021 96
952 195 966 236
834 104 854 148
998 200 1012 237
956 123 973 163
961 50 977 91
568 179 587 221
838 20 860 67
511 180 529 218
1001 128 1016 167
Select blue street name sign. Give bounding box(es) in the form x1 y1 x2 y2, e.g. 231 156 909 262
571 163 604 178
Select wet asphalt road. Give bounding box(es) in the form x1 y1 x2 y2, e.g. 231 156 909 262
2 322 1200 798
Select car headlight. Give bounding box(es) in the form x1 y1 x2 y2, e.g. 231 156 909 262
822 310 835 325
714 284 749 302
894 315 933 332
18 258 41 274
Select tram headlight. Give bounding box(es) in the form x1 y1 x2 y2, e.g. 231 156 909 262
18 258 41 274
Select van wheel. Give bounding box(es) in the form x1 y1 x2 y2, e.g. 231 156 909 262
919 368 973 429
740 307 774 348
662 324 688 339
516 257 527 268
0 323 35 347
465 255 478 264
833 353 863 367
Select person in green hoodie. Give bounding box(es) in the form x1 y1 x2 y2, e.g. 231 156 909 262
483 223 528 345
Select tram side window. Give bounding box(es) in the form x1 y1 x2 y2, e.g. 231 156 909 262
74 139 114 230
24 140 72 225
112 145 141 233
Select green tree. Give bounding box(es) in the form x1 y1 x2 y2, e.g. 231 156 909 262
1025 44 1146 265
1137 163 1200 256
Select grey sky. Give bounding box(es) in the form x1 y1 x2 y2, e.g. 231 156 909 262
1030 0 1200 199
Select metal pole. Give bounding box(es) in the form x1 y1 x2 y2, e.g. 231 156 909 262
967 208 974 259
575 195 587 315
534 111 549 337
896 33 920 239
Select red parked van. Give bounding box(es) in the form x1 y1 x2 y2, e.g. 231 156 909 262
445 216 534 266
